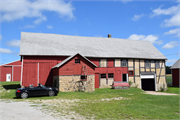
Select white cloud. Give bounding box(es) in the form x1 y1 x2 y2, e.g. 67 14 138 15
164 28 180 37
0 48 12 53
151 1 180 27
162 41 178 49
166 59 177 63
7 39 20 47
127 34 162 44
0 35 2 40
132 14 145 21
47 25 53 29
0 0 75 24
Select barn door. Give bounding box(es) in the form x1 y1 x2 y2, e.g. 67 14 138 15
6 74 11 82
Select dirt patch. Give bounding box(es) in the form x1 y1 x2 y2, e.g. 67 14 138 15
144 91 179 95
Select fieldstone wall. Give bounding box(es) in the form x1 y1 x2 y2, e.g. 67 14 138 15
53 75 95 92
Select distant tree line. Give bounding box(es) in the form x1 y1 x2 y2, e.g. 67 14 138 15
166 66 171 74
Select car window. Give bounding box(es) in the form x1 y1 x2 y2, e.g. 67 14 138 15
40 84 46 88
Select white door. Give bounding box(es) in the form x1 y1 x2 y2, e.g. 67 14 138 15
6 74 11 82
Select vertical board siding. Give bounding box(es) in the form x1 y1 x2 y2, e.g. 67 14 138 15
59 55 95 75
4 60 21 66
13 66 21 81
172 69 179 87
22 56 68 87
23 63 38 86
88 58 99 67
0 60 22 82
95 73 99 88
108 59 114 67
0 66 12 81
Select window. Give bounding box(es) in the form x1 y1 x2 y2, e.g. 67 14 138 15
156 61 160 68
122 59 127 67
75 59 80 63
128 71 134 76
100 59 107 67
145 60 150 68
114 59 121 67
122 74 127 82
108 73 114 78
81 75 87 79
100 74 106 78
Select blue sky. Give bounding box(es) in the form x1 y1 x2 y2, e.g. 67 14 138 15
0 0 179 66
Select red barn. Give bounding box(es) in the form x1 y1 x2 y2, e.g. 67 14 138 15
0 60 22 82
20 32 167 91
170 59 180 87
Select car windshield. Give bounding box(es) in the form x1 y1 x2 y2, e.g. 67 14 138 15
39 84 46 88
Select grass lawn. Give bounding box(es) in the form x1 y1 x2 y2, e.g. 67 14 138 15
0 81 179 119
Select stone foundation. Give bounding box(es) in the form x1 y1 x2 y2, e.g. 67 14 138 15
53 75 95 92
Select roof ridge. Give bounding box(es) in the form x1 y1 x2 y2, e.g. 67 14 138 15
21 32 150 43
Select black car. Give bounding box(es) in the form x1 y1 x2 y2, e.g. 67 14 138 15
16 84 59 99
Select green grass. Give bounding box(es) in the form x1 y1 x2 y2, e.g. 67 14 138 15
0 81 179 119
162 87 180 94
166 76 172 83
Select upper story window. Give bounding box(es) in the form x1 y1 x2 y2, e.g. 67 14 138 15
145 60 150 68
75 59 80 63
100 74 106 78
122 59 127 67
108 73 114 78
156 61 160 68
100 59 107 67
114 59 121 67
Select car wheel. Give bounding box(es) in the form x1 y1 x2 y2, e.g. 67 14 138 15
49 90 55 96
21 92 28 99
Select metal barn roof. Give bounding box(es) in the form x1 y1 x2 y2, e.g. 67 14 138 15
20 32 167 60
170 59 180 69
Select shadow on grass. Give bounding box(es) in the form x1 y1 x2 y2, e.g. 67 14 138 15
3 84 21 90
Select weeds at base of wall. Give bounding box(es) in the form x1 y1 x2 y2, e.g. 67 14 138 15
128 81 133 87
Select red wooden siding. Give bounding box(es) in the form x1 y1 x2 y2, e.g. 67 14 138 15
0 60 22 82
108 59 114 67
58 55 95 76
13 66 21 81
172 69 179 87
95 73 99 88
23 63 38 86
94 67 128 88
22 56 68 87
4 60 21 66
88 58 99 67
0 66 12 81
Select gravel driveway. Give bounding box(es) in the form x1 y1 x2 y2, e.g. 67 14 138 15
145 91 179 95
0 100 61 120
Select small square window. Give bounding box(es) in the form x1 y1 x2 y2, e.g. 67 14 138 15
100 74 106 78
75 59 80 63
108 73 114 78
129 71 133 75
81 75 87 79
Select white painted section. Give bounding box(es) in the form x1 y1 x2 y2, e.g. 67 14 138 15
12 66 13 81
126 74 129 82
20 57 23 86
6 74 11 82
37 62 39 85
141 74 154 79
154 74 157 91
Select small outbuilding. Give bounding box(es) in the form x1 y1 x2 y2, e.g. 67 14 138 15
170 59 180 87
0 60 22 82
